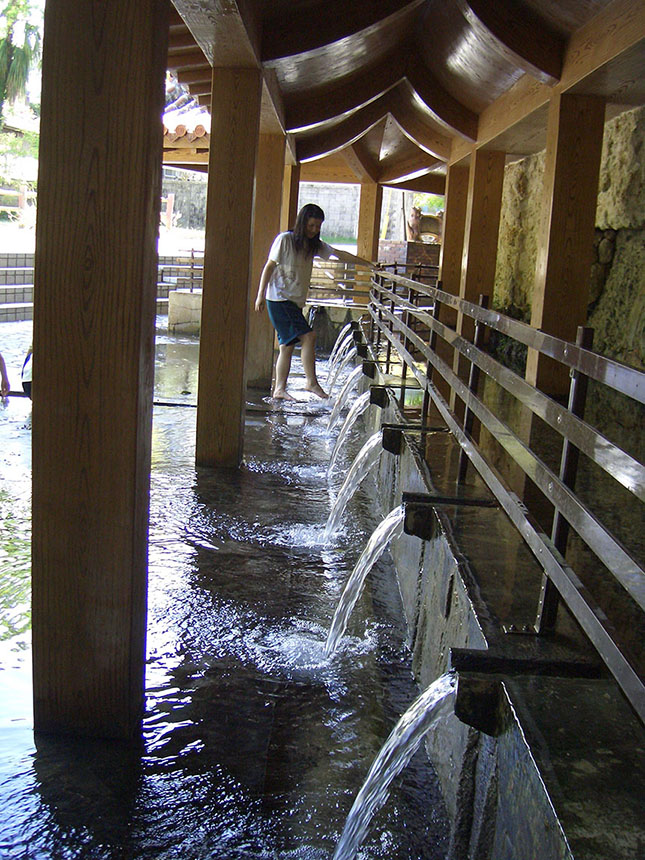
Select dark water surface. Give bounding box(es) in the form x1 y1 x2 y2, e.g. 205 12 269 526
1 320 449 859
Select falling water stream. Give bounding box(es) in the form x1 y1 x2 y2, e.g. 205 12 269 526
327 365 364 433
327 323 353 369
333 673 457 860
327 346 358 393
325 506 405 656
0 319 450 859
329 391 371 475
324 431 384 540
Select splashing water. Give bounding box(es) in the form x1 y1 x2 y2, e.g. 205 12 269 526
328 366 364 433
325 506 404 656
327 346 358 394
324 431 383 540
328 391 371 475
332 672 457 860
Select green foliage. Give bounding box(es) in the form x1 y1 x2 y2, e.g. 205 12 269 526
413 192 444 214
0 1 42 124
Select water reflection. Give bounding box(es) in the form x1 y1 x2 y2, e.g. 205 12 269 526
0 319 448 858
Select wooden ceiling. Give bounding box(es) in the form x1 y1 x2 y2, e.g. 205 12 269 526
166 0 645 188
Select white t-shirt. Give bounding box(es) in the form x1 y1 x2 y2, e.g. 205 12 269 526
266 232 334 307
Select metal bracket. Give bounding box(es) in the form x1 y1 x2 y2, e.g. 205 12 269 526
362 360 377 379
356 342 368 358
370 385 389 407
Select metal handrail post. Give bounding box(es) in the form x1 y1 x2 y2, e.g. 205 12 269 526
457 294 489 483
535 325 594 633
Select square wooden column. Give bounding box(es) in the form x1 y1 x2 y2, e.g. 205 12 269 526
527 93 605 396
357 181 383 262
452 149 505 413
196 67 262 466
246 134 286 389
435 163 469 405
32 0 168 738
280 163 301 232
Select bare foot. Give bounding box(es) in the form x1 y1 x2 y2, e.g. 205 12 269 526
305 382 329 399
272 388 296 401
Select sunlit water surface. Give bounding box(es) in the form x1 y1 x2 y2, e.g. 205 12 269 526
1 319 449 859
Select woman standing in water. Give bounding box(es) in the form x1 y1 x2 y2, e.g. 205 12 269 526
255 203 374 400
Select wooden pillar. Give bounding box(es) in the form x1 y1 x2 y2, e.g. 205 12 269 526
196 67 262 466
527 92 605 396
280 163 300 231
32 0 168 738
357 181 383 262
452 149 505 413
246 134 285 389
435 164 469 405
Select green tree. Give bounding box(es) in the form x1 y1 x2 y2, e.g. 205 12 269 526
0 0 41 127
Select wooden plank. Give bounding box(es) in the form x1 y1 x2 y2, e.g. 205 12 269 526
246 133 285 388
32 0 168 738
300 155 359 184
196 67 262 466
527 93 606 396
342 142 380 183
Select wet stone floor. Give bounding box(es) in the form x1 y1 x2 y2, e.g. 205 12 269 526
0 319 449 859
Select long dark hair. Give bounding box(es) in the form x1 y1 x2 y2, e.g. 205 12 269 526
292 203 325 256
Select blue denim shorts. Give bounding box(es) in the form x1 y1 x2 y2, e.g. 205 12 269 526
266 299 312 346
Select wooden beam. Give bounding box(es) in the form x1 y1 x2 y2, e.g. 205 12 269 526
300 154 360 184
177 66 212 85
377 150 441 183
405 56 478 140
284 48 405 132
32 0 168 739
357 182 383 262
387 83 453 160
455 0 564 84
246 134 285 389
172 0 260 67
342 141 380 183
452 0 645 163
296 92 389 162
280 162 301 231
381 173 445 194
196 67 262 466
163 149 209 163
527 93 606 396
261 0 424 61
167 48 208 70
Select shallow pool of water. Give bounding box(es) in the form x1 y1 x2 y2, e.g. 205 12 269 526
0 319 449 859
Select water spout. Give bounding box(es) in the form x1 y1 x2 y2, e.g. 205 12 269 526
327 332 356 384
332 672 457 860
328 366 364 433
328 391 371 475
324 431 383 540
325 505 404 656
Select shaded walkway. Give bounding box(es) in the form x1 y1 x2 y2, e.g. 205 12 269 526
0 324 450 858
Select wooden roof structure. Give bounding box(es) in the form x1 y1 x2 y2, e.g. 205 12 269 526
165 0 645 189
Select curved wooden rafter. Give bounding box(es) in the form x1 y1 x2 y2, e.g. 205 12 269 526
284 48 406 132
386 82 453 159
261 0 424 62
405 54 478 140
341 141 381 183
377 150 442 183
296 93 391 162
455 0 565 84
295 80 453 163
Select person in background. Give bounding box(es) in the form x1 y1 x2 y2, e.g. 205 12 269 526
0 351 9 398
21 345 32 399
255 203 374 400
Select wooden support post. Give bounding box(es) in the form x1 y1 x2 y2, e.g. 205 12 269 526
280 162 300 232
435 164 469 410
196 67 262 466
452 150 505 414
527 93 605 397
246 134 285 389
32 0 168 738
357 181 383 263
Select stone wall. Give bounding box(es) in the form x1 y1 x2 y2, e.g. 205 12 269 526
493 105 645 375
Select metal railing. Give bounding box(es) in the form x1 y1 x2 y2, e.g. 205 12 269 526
367 269 645 723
